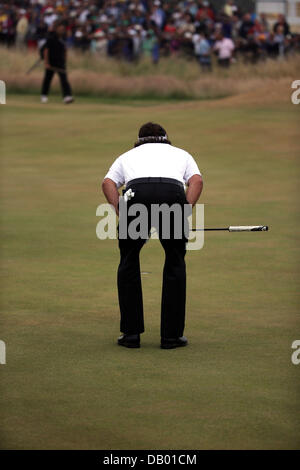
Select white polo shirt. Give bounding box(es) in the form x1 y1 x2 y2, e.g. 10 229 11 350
104 143 201 188
214 38 235 59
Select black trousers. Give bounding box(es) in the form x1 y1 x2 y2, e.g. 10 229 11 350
218 58 230 68
41 68 72 97
117 181 189 338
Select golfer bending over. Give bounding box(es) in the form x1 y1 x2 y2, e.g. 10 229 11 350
102 123 203 349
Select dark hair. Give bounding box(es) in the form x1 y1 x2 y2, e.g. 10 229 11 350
134 122 171 147
54 20 66 30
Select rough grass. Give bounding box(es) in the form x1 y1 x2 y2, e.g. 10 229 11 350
0 91 299 449
1 46 300 99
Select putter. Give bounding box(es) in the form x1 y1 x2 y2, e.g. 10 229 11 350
26 58 42 75
146 225 268 243
191 225 269 232
26 61 67 75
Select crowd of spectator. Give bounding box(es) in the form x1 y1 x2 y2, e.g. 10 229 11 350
0 0 299 67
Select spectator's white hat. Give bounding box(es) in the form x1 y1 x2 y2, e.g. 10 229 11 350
94 29 105 38
99 14 108 23
173 12 182 20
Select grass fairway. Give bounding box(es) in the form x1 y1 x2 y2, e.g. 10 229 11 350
0 91 299 450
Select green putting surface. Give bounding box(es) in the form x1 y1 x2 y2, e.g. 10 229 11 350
0 94 299 449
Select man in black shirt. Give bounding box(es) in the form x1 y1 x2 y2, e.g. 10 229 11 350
273 14 290 36
41 22 73 104
239 13 254 39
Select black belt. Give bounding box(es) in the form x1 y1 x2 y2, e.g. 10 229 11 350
126 177 183 188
